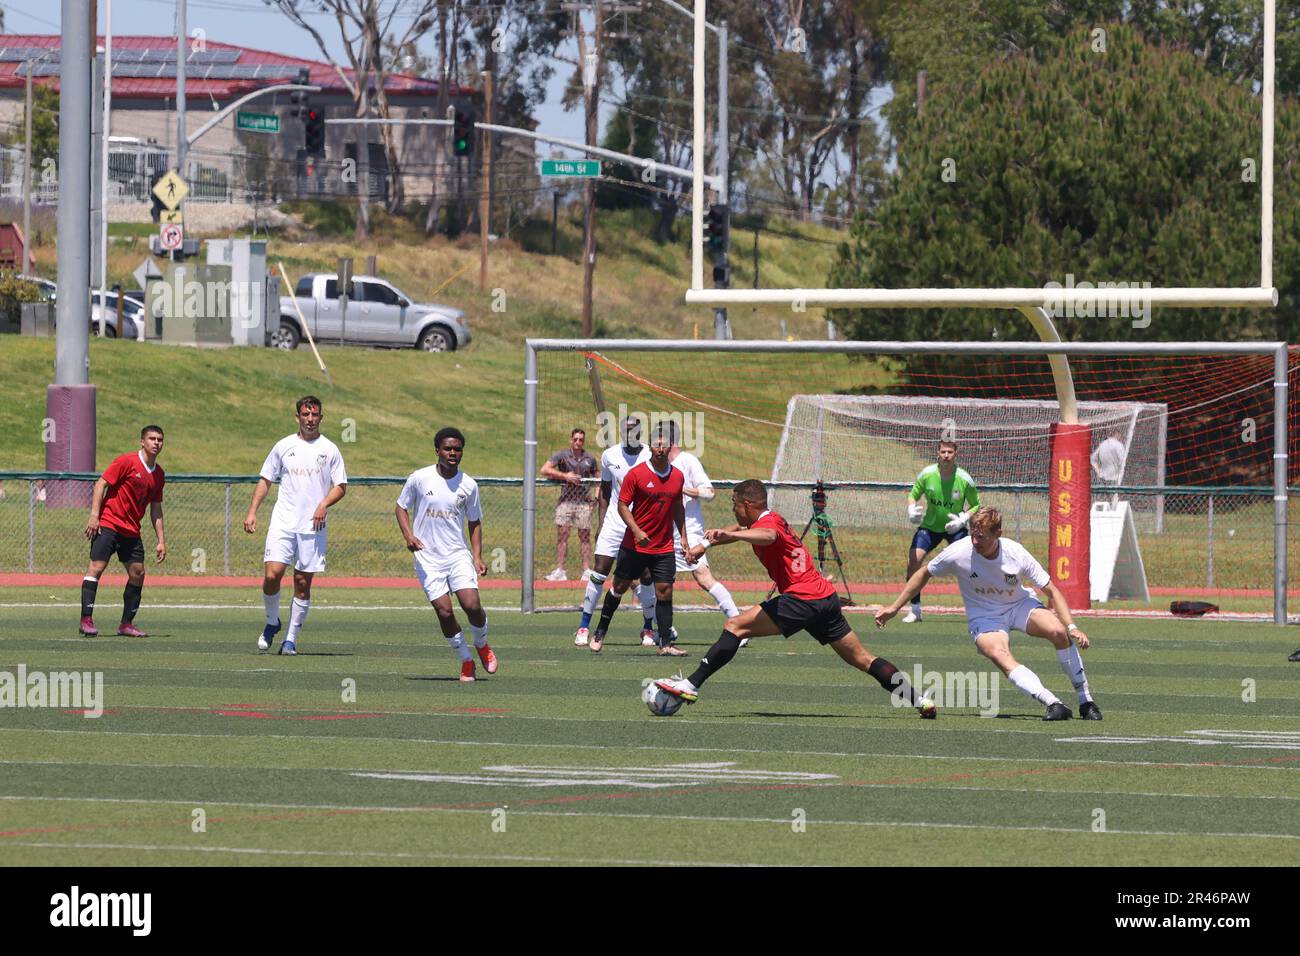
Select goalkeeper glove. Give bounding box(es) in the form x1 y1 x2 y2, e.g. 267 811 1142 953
907 501 925 525
944 510 972 534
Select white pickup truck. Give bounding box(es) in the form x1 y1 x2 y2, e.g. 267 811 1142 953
276 273 471 352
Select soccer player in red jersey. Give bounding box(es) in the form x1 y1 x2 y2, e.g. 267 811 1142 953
80 425 167 637
589 422 694 655
656 479 936 717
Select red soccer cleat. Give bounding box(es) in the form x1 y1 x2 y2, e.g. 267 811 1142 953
79 616 98 637
459 660 477 682
477 644 498 674
117 622 148 638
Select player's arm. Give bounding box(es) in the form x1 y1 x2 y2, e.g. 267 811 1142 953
150 500 166 562
1039 580 1089 648
468 519 486 575
311 483 347 531
541 460 577 485
672 499 697 564
705 526 777 546
394 504 423 552
906 474 926 525
244 477 272 533
945 484 977 533
617 499 647 546
84 477 110 539
876 566 933 627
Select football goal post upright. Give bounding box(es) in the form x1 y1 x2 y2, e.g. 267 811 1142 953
522 340 1290 626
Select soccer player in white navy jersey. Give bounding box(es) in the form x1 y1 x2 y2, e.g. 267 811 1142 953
396 427 495 682
244 396 347 656
876 506 1101 721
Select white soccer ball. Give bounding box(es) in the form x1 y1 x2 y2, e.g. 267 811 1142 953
642 681 683 717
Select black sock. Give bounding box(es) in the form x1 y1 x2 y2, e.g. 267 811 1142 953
688 631 741 687
868 657 921 706
80 578 98 618
654 596 673 643
594 590 622 635
122 583 143 623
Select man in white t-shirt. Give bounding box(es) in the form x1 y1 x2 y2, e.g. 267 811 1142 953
244 396 348 656
396 427 494 682
875 507 1101 721
1091 431 1127 485
574 415 655 647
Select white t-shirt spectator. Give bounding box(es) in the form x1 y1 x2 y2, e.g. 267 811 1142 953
1091 436 1127 484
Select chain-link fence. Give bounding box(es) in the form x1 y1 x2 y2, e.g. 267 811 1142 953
2 474 1295 600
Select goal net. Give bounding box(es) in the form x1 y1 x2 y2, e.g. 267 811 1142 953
770 395 1167 531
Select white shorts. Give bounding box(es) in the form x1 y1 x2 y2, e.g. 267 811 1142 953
595 515 629 559
967 596 1044 641
263 526 326 574
674 527 709 574
415 551 478 602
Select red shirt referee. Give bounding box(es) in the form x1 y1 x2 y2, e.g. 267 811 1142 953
80 425 167 637
589 422 694 655
655 478 936 717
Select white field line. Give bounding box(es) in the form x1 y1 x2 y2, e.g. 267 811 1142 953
2 727 1298 771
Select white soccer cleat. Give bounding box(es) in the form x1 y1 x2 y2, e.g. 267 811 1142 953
640 628 657 647
544 568 568 582
574 627 589 647
902 607 922 624
738 638 750 649
655 676 698 703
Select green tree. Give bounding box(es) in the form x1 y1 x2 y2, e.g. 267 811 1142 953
594 109 658 213
25 83 59 171
829 23 1299 345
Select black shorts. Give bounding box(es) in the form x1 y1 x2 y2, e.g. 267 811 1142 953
90 527 145 566
613 548 676 584
759 593 852 646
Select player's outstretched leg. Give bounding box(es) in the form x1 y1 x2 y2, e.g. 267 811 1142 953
828 632 936 718
975 630 1070 720
1290 647 1300 662
1026 608 1100 719
79 559 108 637
657 604 779 703
576 556 613 646
903 544 927 623
431 593 475 680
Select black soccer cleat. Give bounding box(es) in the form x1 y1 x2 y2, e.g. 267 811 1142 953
1044 702 1073 721
1079 700 1103 720
1289 647 1300 662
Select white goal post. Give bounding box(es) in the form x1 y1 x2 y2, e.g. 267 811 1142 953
522 340 1290 625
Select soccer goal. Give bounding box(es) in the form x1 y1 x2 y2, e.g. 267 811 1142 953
523 340 1293 625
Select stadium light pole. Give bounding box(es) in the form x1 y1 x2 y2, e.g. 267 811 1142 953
176 0 187 178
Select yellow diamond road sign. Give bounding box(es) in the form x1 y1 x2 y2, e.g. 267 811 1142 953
152 169 188 210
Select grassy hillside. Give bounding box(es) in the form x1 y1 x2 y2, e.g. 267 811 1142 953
76 205 848 351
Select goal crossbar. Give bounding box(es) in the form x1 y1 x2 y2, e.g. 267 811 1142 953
682 288 1279 308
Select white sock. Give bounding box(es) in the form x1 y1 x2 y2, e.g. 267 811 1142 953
638 583 656 622
1057 644 1094 704
446 630 473 662
468 619 488 648
1007 664 1060 707
707 582 739 618
264 591 281 625
285 597 309 643
582 574 606 616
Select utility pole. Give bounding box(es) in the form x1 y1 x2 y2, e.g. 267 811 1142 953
21 58 33 276
50 0 96 490
98 0 113 338
479 71 492 291
176 0 187 178
713 18 729 340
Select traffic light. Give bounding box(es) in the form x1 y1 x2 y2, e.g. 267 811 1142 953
305 107 325 155
289 90 305 120
703 203 729 254
452 109 473 157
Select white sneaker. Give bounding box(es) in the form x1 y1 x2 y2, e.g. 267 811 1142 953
738 638 750 649
574 627 589 647
902 607 922 624
579 568 592 582
655 677 698 703
544 568 567 582
640 628 657 647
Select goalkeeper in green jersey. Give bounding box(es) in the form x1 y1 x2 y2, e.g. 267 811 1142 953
903 441 980 623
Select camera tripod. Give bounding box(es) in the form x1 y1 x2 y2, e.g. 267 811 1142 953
767 481 855 606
